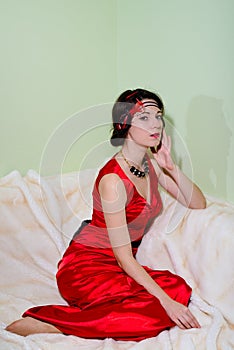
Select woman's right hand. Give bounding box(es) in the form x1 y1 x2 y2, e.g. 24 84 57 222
152 129 175 171
161 297 201 330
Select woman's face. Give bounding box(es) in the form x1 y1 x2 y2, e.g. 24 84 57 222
126 99 164 148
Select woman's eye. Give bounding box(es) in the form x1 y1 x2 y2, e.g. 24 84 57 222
156 115 163 120
139 115 148 121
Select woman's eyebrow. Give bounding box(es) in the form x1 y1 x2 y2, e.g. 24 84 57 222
140 110 162 115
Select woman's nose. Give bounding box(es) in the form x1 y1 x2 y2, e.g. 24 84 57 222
152 117 162 129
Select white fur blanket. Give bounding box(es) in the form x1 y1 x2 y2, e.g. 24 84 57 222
0 169 233 350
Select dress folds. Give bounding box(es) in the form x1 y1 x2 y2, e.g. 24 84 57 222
23 156 192 341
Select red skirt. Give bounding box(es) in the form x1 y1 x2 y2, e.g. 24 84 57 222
23 241 192 341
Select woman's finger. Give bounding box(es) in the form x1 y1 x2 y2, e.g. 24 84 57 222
162 129 167 145
173 317 186 329
190 315 201 329
167 135 171 151
161 131 171 153
180 310 201 329
186 309 201 328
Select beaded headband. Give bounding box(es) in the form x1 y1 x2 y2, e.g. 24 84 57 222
116 99 161 130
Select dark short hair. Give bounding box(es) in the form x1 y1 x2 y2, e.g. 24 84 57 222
110 88 165 146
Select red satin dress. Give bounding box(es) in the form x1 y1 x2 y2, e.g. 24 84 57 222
23 156 192 341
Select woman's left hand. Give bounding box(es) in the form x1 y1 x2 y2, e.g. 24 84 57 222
152 130 174 171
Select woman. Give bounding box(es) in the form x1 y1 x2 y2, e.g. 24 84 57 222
6 88 206 341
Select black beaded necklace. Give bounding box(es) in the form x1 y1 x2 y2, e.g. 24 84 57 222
121 151 149 178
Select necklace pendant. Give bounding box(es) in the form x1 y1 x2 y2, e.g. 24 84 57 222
121 151 149 179
130 166 145 178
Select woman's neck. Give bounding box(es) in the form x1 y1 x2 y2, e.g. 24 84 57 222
121 143 147 168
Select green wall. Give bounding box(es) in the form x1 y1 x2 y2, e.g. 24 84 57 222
0 0 118 176
116 0 234 204
1 0 233 203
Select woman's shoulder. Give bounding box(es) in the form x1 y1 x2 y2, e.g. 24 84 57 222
99 172 125 194
95 156 121 186
96 157 127 200
98 156 119 176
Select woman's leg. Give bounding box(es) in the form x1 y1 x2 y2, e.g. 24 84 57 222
5 316 62 336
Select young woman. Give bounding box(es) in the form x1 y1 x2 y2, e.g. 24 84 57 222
6 88 206 341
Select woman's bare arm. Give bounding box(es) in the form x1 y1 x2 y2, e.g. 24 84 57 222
99 173 201 329
152 130 206 209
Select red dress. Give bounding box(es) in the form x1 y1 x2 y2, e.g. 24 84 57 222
23 156 192 341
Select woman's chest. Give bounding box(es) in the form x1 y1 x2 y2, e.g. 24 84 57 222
128 174 151 204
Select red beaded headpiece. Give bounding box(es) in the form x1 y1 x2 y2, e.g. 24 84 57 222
116 98 144 130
